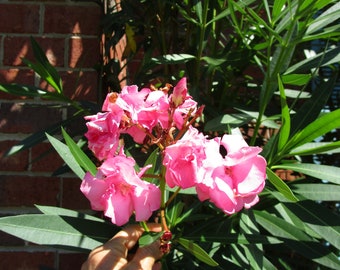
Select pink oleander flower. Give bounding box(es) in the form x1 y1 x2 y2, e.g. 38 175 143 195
170 77 187 107
80 151 161 226
84 111 123 160
163 126 208 189
196 134 267 214
171 78 198 129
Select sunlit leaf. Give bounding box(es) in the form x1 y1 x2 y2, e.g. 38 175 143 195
139 231 162 247
35 205 105 223
291 183 340 201
284 200 340 250
272 163 340 185
285 46 340 74
0 214 117 252
61 128 97 176
277 75 290 151
177 238 219 266
306 2 340 34
254 210 340 269
46 133 85 179
266 168 298 201
281 73 312 86
288 141 340 156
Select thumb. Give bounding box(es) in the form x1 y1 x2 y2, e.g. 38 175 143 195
123 240 163 270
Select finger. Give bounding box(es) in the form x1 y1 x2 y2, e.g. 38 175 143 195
122 239 163 270
105 223 162 254
81 224 162 270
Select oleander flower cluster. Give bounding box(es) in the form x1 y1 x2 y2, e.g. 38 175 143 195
80 78 267 226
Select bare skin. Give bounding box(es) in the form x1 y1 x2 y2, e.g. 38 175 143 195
81 224 163 270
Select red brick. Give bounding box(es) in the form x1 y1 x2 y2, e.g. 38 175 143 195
0 69 35 100
59 253 88 270
0 175 60 207
69 37 100 69
0 231 25 246
30 142 64 173
61 70 99 102
0 102 63 133
0 141 29 172
0 69 35 84
0 252 55 269
61 178 90 210
3 36 65 67
0 4 40 34
44 5 101 35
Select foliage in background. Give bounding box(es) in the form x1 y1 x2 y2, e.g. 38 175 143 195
0 0 340 269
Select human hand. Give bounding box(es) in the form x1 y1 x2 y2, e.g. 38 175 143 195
81 224 163 270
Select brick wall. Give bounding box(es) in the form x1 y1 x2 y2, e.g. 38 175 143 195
0 0 104 269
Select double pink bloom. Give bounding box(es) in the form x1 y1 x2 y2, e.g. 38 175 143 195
81 78 267 226
80 149 160 226
163 127 266 215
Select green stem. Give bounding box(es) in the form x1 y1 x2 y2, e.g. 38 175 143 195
192 0 209 101
140 221 150 232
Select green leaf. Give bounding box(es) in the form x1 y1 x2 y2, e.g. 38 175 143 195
139 231 162 247
281 73 311 86
204 113 252 131
284 200 340 250
266 167 298 201
35 205 105 223
282 109 340 154
291 183 340 201
285 46 340 74
274 88 310 98
289 75 337 137
277 75 290 151
254 210 340 270
302 24 340 42
240 211 263 270
0 84 69 102
28 37 63 93
272 0 287 22
201 56 226 66
61 128 97 176
150 54 195 65
272 163 340 185
142 148 160 183
185 233 282 245
288 141 340 156
306 2 340 34
46 133 85 179
177 238 219 267
0 214 117 252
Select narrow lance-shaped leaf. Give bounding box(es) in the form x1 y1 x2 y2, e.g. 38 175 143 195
0 84 68 101
0 214 117 252
289 74 337 137
306 2 340 34
266 167 298 202
240 210 263 270
284 200 340 250
290 183 340 201
29 37 63 93
5 117 75 156
61 127 97 176
272 163 340 185
280 108 340 154
285 46 340 74
35 205 105 223
288 141 340 156
46 133 85 179
254 210 340 270
177 238 219 267
277 75 290 151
